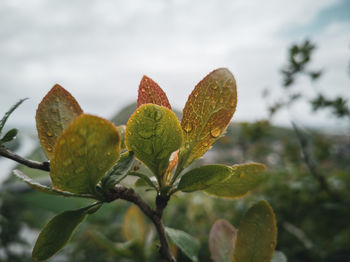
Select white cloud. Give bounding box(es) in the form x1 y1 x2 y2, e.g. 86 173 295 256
0 0 348 133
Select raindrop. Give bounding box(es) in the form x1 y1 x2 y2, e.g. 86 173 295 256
183 122 193 133
210 127 221 138
138 129 153 139
155 126 164 136
153 110 162 121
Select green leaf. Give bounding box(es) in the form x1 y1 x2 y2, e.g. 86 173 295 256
178 68 237 169
50 114 120 194
178 165 233 192
129 171 158 190
0 128 18 143
232 200 277 262
209 219 237 262
13 170 96 199
165 227 200 262
204 163 266 199
137 75 172 109
123 205 147 243
0 98 27 134
36 84 83 158
101 151 135 190
125 104 182 179
32 208 88 261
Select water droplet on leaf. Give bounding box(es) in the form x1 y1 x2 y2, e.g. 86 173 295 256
138 129 153 139
153 110 162 121
210 127 221 138
183 123 193 133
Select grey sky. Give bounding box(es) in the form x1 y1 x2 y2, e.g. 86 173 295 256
1 0 350 132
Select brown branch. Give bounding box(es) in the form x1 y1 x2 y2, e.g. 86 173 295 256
0 146 50 172
0 146 176 260
106 186 175 262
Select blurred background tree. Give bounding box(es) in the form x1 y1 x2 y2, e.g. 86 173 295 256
1 39 350 262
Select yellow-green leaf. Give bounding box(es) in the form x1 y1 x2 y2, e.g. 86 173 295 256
165 227 200 262
232 200 277 262
32 208 87 261
178 165 233 192
125 104 182 178
50 114 120 194
13 170 96 199
204 163 266 199
122 205 147 243
36 84 83 158
178 68 237 168
209 219 237 262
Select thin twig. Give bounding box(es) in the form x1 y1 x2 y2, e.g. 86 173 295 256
292 122 342 202
106 186 175 262
0 146 50 171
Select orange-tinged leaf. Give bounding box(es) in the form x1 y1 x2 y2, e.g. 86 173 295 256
178 68 237 168
50 114 120 194
123 205 147 243
232 200 277 262
137 75 172 109
36 84 83 158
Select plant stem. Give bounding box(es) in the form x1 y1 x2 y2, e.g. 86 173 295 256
1 146 176 261
106 186 176 262
0 146 50 171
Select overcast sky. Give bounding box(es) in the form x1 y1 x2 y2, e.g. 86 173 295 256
1 0 350 132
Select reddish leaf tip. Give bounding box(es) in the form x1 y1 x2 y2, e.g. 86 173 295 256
137 75 172 110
